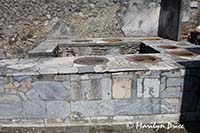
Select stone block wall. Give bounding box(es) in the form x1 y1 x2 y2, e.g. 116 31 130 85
0 68 185 122
58 44 140 57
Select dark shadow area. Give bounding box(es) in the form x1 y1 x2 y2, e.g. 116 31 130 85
178 59 200 133
185 48 200 55
139 43 160 54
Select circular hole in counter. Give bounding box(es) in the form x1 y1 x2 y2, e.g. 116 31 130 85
127 55 161 63
74 57 109 65
102 38 122 42
71 39 93 43
167 50 197 57
158 45 178 49
142 37 162 41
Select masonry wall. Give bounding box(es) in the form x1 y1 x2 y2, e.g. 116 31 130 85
0 69 184 122
180 0 199 40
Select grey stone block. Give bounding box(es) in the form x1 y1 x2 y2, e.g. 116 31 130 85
161 98 180 114
47 101 70 118
71 100 114 117
0 76 4 93
101 78 112 100
89 74 103 79
114 98 160 115
0 102 22 119
22 100 47 119
81 80 102 100
62 81 70 90
59 66 78 74
79 66 95 73
32 81 69 100
121 0 160 36
12 76 32 82
137 78 160 98
91 80 102 99
70 81 82 101
161 70 181 77
160 87 181 98
131 79 137 98
0 94 22 102
54 75 66 81
28 41 58 57
26 89 41 101
0 94 22 119
167 78 183 87
70 75 80 81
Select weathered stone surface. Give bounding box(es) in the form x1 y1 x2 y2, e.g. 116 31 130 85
71 101 114 117
0 76 4 93
22 100 46 119
47 101 70 118
0 94 20 102
12 76 32 82
120 0 160 36
80 74 90 80
167 78 183 87
81 80 102 100
161 98 180 114
4 83 17 91
114 98 160 115
182 0 191 22
137 79 160 98
28 41 58 57
0 50 6 59
0 94 22 119
18 80 32 93
59 67 78 74
54 75 66 81
161 70 181 77
78 66 95 73
32 81 69 100
101 78 112 100
0 102 22 119
131 79 137 98
112 79 131 99
160 87 181 98
26 89 41 101
70 81 82 101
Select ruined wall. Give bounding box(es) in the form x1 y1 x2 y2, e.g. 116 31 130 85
0 0 161 58
180 0 199 40
120 0 160 37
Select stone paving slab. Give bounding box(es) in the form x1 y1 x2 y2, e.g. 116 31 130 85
114 98 160 115
28 41 58 57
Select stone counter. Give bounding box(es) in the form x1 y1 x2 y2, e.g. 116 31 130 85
0 57 184 127
1 38 200 127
